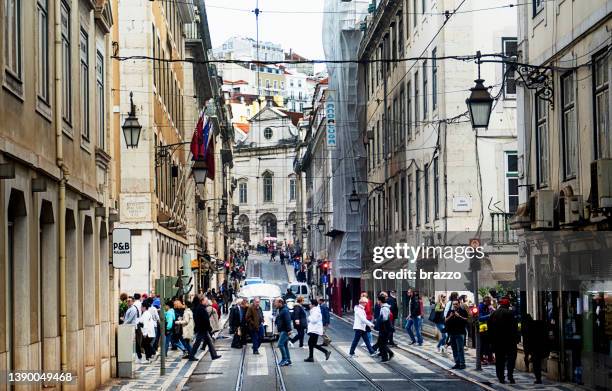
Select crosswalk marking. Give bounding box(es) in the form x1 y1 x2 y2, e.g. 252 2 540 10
336 344 390 374
246 348 269 376
392 352 435 374
320 353 349 375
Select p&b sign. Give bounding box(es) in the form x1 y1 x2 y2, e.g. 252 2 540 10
112 228 132 269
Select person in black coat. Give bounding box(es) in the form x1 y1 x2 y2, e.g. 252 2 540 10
188 295 221 361
488 297 520 384
522 314 550 384
289 297 308 347
275 298 292 365
386 291 398 346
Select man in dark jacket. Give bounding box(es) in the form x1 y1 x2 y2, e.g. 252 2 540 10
319 298 331 345
245 298 264 354
488 297 519 384
289 297 308 347
405 289 423 345
188 295 221 361
446 300 468 369
275 298 292 366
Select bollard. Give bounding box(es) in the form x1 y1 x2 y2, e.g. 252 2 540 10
117 324 135 378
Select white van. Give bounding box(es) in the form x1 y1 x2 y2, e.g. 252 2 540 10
287 282 311 300
238 283 282 339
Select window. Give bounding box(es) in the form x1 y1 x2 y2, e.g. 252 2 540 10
377 120 381 163
407 80 412 139
289 177 296 201
393 97 398 149
96 52 104 149
422 0 426 14
298 80 302 88
394 182 399 231
432 48 437 109
502 38 518 97
594 51 610 158
274 80 278 89
424 164 430 223
37 0 49 102
239 182 247 204
5 0 22 79
422 60 428 118
61 1 71 123
433 156 439 219
263 173 273 202
561 72 576 178
399 87 405 142
264 127 273 139
80 29 89 141
413 0 417 27
414 72 420 129
408 174 413 229
505 152 519 213
401 176 406 231
536 96 549 186
416 169 421 226
266 79 270 88
398 13 404 55
533 0 544 16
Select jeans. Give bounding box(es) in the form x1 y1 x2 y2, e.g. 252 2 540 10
289 326 305 347
435 322 447 348
189 331 217 359
405 317 423 344
349 329 375 355
164 330 188 355
250 328 262 353
278 331 290 362
449 334 465 366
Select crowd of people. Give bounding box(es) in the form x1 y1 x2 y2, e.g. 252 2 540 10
118 292 223 364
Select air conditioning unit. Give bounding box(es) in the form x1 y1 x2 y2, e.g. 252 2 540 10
560 195 583 226
529 189 554 229
590 159 612 209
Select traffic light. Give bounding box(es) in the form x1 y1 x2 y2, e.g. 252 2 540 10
470 306 479 316
225 261 230 268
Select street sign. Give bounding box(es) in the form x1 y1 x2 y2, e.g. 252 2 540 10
321 274 328 284
112 228 132 269
325 90 337 149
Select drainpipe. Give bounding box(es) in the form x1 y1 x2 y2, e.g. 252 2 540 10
55 1 69 382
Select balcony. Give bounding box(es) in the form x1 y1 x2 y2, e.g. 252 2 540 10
490 213 518 244
184 22 201 41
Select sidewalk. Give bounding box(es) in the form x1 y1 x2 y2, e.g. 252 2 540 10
100 315 228 391
336 312 588 391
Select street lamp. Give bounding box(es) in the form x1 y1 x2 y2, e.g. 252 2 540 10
466 51 494 129
316 216 326 233
192 160 208 185
349 189 360 213
122 92 142 148
466 78 494 128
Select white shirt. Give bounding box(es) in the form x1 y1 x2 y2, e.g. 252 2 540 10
307 306 323 335
353 304 374 331
444 301 453 318
139 310 156 338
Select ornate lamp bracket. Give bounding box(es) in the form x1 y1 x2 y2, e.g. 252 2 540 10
516 64 554 109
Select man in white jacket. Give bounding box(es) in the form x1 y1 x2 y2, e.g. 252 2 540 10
349 297 376 356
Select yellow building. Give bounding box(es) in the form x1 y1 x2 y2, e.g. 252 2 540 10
0 0 118 389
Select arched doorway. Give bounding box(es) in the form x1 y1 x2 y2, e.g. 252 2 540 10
258 213 277 238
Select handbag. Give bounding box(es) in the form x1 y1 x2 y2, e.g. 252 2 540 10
322 334 332 346
429 308 437 322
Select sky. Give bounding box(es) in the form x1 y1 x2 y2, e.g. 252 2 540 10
204 0 326 61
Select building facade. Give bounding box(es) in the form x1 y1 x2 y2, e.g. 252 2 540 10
232 107 299 247
284 68 315 113
513 0 611 387
359 0 518 307
213 36 284 62
0 0 117 389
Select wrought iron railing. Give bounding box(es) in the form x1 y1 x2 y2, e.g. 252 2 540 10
490 212 518 244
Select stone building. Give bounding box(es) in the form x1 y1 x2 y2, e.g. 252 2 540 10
512 1 611 387
0 0 117 389
232 107 299 247
358 0 518 306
